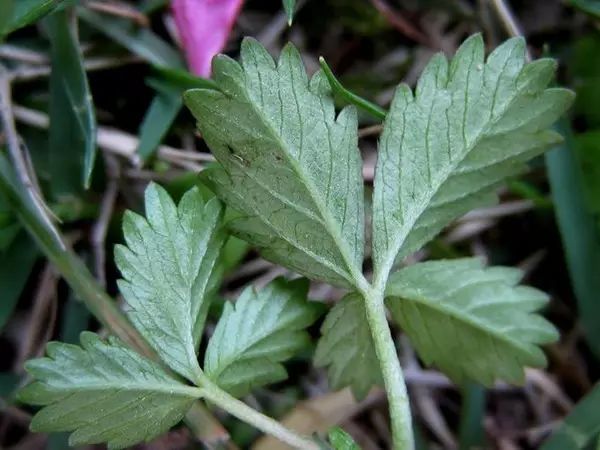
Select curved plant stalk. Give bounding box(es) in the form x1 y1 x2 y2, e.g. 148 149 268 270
319 56 387 120
0 158 316 449
318 63 414 448
362 287 414 449
198 374 318 449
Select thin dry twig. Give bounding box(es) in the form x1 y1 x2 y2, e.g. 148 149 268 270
369 0 432 47
517 249 547 276
225 259 274 283
444 219 495 244
14 264 58 371
0 402 32 426
10 55 143 82
0 45 48 65
458 200 534 222
358 124 383 138
91 155 120 288
525 369 573 413
12 106 213 170
87 0 150 26
489 0 532 60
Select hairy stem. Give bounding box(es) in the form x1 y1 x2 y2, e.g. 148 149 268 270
363 287 414 450
199 377 318 450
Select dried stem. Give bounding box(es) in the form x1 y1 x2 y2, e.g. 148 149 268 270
0 66 63 249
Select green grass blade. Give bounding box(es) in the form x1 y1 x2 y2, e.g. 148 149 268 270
152 66 218 90
458 383 486 450
136 69 219 161
0 1 15 38
569 0 600 19
46 8 97 191
137 79 182 161
546 122 600 358
540 383 600 450
0 232 38 330
2 0 64 36
282 0 296 25
76 9 190 163
77 8 183 68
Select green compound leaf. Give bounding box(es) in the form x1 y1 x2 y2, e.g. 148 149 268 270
18 332 199 449
204 278 320 397
315 294 382 400
115 184 225 383
385 258 558 385
372 35 574 281
184 38 365 289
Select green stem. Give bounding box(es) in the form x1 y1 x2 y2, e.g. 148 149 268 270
0 161 317 448
363 287 414 450
199 378 318 450
319 57 387 121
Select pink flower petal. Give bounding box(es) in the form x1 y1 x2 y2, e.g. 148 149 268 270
172 0 244 77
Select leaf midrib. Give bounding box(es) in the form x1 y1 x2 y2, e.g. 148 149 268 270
376 67 529 287
232 75 366 289
222 171 354 282
394 294 535 357
47 380 202 398
208 308 298 380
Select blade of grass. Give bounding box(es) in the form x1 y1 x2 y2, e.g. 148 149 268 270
574 131 600 222
137 68 220 160
282 0 296 25
0 1 15 39
136 69 218 162
545 122 600 358
137 79 182 161
77 7 191 164
2 0 64 36
569 0 600 19
152 65 218 90
45 8 97 191
136 67 219 161
0 232 38 330
458 383 486 450
77 7 183 68
540 383 600 450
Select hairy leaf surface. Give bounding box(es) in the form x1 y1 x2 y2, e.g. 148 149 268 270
372 35 574 280
386 258 558 385
184 38 364 289
18 332 198 449
115 183 224 382
315 294 382 400
204 278 319 397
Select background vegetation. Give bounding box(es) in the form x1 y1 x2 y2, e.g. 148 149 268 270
0 0 598 449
